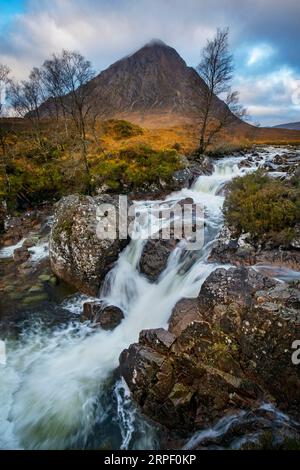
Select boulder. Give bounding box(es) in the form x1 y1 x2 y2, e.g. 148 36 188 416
209 226 256 265
22 237 38 249
119 267 300 433
291 225 300 250
210 225 300 271
187 157 214 183
13 247 31 263
238 158 253 169
171 168 192 190
50 194 131 296
139 196 199 282
83 301 124 330
139 239 174 282
273 155 287 165
139 238 178 282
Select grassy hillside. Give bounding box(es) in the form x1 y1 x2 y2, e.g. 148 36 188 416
1 116 300 214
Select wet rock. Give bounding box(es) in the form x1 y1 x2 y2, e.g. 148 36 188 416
83 301 124 330
263 162 278 171
238 158 253 169
210 225 300 271
177 197 194 207
119 267 300 433
291 225 300 250
187 157 214 182
50 194 131 296
177 407 300 450
171 168 192 190
273 155 287 165
168 298 202 336
13 247 30 263
139 196 198 282
139 328 176 354
209 226 256 265
22 237 38 249
139 238 178 282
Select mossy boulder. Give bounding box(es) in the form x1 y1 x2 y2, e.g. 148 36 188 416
50 194 131 295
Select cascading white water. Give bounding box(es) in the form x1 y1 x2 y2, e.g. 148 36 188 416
0 148 287 450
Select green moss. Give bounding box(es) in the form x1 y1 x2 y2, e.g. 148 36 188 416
52 206 76 243
22 293 48 305
168 383 193 406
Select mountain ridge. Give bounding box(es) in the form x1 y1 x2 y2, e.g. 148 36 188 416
274 122 300 131
39 40 231 127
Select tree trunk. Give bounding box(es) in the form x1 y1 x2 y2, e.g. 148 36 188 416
199 92 213 155
80 123 91 194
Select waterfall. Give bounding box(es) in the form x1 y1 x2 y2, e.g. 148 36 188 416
0 147 285 449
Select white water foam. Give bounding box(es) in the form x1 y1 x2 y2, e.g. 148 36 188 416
0 238 25 259
29 241 49 263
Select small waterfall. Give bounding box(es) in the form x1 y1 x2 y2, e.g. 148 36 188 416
0 147 283 449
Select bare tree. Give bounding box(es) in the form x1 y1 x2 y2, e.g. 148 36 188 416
7 68 46 147
197 28 245 154
41 55 70 138
0 64 11 204
41 50 96 192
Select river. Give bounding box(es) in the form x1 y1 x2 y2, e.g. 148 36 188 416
0 146 295 449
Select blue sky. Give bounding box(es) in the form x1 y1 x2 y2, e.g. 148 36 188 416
0 0 299 126
0 0 25 28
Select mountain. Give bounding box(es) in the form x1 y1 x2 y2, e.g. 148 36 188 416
37 40 300 142
39 40 230 127
87 40 223 125
273 122 300 131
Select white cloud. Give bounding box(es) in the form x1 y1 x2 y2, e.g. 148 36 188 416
0 0 219 79
235 67 300 125
247 44 274 66
0 0 299 125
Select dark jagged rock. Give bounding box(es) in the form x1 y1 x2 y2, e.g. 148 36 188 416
13 247 30 263
83 301 124 330
139 195 200 282
139 238 178 282
209 225 300 271
119 267 300 433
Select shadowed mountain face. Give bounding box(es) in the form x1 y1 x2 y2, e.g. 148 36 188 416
39 40 229 127
87 40 213 123
274 122 300 131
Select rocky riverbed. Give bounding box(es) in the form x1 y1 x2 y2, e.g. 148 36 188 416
0 145 300 450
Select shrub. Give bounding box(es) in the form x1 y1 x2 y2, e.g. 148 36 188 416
91 145 181 191
104 119 143 140
223 171 300 246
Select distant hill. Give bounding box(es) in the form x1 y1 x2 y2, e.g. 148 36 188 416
273 122 300 131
